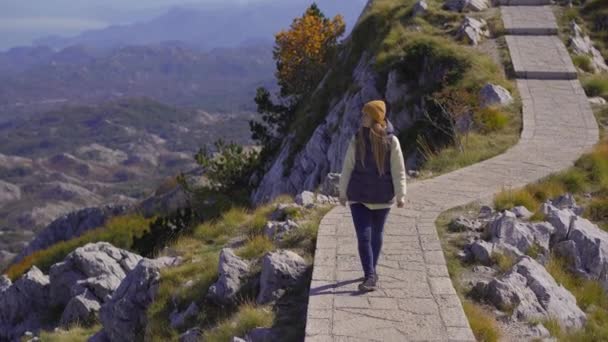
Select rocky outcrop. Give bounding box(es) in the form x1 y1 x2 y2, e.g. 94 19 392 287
457 17 489 46
449 216 483 232
250 52 411 205
475 256 586 329
13 205 130 264
264 220 300 240
554 216 608 291
487 212 554 255
257 250 307 304
0 180 21 205
569 21 608 73
97 257 181 342
49 242 143 307
207 248 251 305
295 191 316 208
319 173 340 197
0 266 50 341
479 83 514 108
60 290 101 327
170 302 200 330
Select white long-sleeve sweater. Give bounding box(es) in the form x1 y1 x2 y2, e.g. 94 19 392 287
338 135 407 210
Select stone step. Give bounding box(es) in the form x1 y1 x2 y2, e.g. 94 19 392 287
496 0 551 5
502 6 558 35
506 35 577 79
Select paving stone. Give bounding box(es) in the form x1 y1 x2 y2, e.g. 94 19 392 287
502 6 557 35
506 35 577 79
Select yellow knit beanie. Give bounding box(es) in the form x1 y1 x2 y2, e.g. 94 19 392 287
362 100 387 128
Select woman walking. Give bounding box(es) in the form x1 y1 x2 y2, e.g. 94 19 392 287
338 100 407 292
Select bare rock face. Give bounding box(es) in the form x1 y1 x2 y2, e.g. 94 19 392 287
97 257 182 342
476 256 586 330
570 21 608 73
319 173 341 197
554 216 608 291
0 266 50 341
257 250 307 304
60 290 101 327
487 212 554 255
49 242 143 307
13 205 130 264
207 248 250 305
0 180 21 205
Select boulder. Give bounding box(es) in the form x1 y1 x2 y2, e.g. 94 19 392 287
170 302 200 330
98 257 181 342
295 191 315 208
551 193 583 215
14 205 130 263
510 206 533 220
569 21 608 73
457 17 489 46
449 216 483 232
487 213 554 255
257 250 308 304
0 266 50 341
589 97 607 105
49 242 143 307
466 240 494 265
478 205 494 219
60 290 101 327
179 328 203 342
320 173 341 197
479 256 586 329
546 207 576 245
207 249 250 305
480 83 514 108
412 0 429 16
444 0 489 12
554 216 608 291
264 220 300 240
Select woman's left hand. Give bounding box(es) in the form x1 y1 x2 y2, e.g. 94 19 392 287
397 198 405 208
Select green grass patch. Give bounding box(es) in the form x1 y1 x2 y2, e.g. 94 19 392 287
6 214 153 280
38 324 101 342
203 303 274 342
491 252 516 274
583 74 608 99
545 255 608 341
236 235 275 260
573 54 595 73
493 188 539 212
463 300 500 342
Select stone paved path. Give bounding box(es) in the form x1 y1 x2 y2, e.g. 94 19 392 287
304 2 599 341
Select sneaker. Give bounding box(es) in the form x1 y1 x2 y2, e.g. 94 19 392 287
358 275 377 292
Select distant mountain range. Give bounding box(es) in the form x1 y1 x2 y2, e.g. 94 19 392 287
31 1 366 50
0 42 275 121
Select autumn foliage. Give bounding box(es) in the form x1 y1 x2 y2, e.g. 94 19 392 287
273 3 345 97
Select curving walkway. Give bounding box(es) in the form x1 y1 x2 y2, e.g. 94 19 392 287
304 2 600 341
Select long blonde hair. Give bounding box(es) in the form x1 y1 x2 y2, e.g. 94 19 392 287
355 122 391 175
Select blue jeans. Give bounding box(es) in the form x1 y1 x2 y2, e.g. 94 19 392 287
349 203 391 279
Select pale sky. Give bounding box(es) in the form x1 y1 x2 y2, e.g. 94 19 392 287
0 0 300 49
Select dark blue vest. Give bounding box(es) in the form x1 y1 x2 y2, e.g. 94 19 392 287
346 124 395 204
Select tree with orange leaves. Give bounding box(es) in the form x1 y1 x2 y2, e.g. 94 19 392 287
274 3 345 97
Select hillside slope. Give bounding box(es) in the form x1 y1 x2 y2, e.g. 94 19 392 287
251 0 517 204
